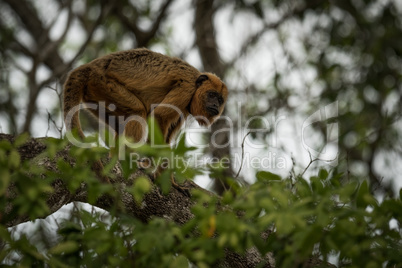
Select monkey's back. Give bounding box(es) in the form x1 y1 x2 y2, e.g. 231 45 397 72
87 48 201 108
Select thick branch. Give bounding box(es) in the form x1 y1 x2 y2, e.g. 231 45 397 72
0 133 196 228
0 134 333 268
0 134 267 267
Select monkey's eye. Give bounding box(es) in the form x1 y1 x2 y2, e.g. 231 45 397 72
208 92 216 98
218 96 224 105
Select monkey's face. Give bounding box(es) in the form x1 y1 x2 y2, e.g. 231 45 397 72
205 90 224 117
190 73 228 126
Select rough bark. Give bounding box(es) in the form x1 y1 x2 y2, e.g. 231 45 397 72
0 134 267 267
0 133 333 268
0 133 198 227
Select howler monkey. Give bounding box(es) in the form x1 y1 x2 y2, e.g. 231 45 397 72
63 48 228 186
64 48 228 145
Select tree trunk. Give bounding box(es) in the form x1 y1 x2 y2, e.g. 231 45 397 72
194 0 234 195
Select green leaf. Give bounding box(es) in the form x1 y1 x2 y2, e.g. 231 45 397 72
310 176 324 193
318 168 328 180
8 149 20 169
49 241 80 255
329 172 343 187
0 140 12 151
13 133 29 147
356 180 370 208
157 170 172 194
0 169 10 195
0 226 11 242
275 214 294 235
297 226 322 257
256 171 281 182
170 255 188 268
120 157 135 179
131 176 152 202
174 133 187 155
148 116 165 146
102 155 118 175
174 133 197 156
295 178 312 197
222 190 234 204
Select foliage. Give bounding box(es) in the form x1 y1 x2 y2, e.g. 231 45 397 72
228 0 402 193
1 0 402 266
1 135 401 267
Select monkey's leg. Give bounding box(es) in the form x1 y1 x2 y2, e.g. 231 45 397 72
86 77 149 142
84 78 148 177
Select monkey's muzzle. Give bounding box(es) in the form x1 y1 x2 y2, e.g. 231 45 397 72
206 106 220 116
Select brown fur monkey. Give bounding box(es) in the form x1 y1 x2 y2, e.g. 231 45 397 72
63 48 228 183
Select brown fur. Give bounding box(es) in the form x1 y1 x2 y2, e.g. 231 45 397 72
64 47 228 147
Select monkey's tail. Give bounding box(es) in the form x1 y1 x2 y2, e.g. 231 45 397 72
63 66 90 139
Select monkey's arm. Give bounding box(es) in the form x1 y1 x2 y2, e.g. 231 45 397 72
150 84 194 142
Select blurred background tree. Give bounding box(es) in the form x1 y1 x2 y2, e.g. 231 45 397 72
0 0 401 196
1 0 402 267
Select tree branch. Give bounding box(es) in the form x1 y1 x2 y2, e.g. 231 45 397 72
0 133 335 268
114 0 173 47
146 0 174 43
0 134 251 265
3 0 65 69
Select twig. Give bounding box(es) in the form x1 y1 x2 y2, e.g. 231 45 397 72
37 1 116 91
226 2 314 69
46 84 64 138
46 109 62 138
234 131 251 179
38 0 74 64
300 150 339 177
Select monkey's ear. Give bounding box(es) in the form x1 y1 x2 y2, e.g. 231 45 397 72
196 74 209 88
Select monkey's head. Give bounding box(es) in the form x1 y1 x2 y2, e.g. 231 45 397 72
190 73 228 126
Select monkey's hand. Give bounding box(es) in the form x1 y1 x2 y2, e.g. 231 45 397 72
169 173 191 197
149 167 191 197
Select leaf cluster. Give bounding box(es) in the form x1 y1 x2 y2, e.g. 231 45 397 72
0 133 401 267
